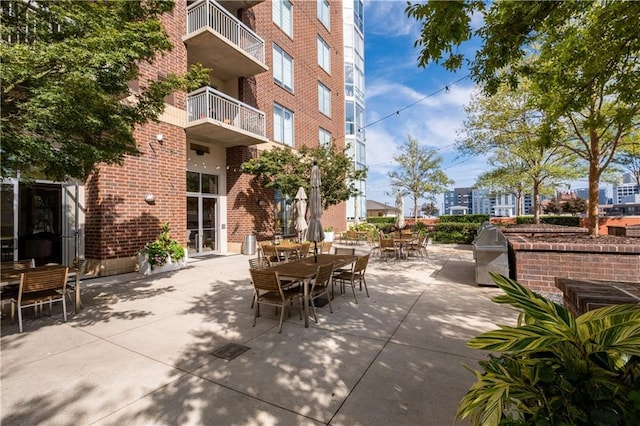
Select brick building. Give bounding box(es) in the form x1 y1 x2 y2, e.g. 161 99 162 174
2 0 347 276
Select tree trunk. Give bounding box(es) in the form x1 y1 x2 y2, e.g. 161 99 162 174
533 181 540 224
587 128 600 236
413 198 419 223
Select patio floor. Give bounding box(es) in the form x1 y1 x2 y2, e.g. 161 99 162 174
1 244 518 425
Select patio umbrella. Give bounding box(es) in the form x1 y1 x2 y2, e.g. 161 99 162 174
306 161 324 262
395 191 405 230
295 186 308 242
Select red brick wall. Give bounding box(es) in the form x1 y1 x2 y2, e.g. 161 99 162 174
232 1 346 239
84 2 188 261
507 235 640 295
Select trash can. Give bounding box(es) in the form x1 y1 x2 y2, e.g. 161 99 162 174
242 234 256 255
472 223 509 286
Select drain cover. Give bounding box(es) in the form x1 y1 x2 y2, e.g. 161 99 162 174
211 343 250 360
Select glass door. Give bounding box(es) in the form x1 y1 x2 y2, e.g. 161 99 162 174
186 171 219 256
1 180 18 261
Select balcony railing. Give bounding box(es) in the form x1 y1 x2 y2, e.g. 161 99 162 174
186 0 265 64
187 87 266 138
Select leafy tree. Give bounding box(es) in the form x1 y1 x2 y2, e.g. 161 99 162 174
420 202 438 217
1 0 209 181
475 159 529 217
241 144 366 211
614 132 640 190
388 135 452 223
563 197 588 216
543 198 562 215
458 82 583 223
407 1 640 235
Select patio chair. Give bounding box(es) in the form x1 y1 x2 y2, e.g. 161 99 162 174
309 262 334 323
333 247 356 255
249 268 302 333
11 265 69 333
261 244 282 265
299 242 311 258
320 241 333 254
379 237 398 260
405 236 425 259
333 253 370 304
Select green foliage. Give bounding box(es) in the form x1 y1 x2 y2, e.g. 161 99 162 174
139 222 185 269
388 135 453 223
366 217 396 234
433 222 479 244
516 216 581 227
456 273 640 426
1 0 209 180
439 214 490 224
241 144 366 210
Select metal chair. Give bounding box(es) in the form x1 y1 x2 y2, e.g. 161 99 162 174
333 254 370 304
308 262 334 323
249 269 302 333
11 265 69 333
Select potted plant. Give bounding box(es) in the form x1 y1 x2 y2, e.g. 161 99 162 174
456 273 640 425
138 222 187 275
323 226 334 242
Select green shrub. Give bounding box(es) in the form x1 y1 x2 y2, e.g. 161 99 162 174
516 215 581 227
439 214 490 223
433 222 480 244
456 273 640 426
367 217 396 226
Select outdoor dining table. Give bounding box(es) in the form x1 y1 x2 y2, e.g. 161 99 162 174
393 237 417 260
264 241 301 262
1 264 83 313
266 253 357 327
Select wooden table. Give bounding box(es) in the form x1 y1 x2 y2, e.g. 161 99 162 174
1 265 82 313
263 242 301 262
393 237 416 259
267 254 357 327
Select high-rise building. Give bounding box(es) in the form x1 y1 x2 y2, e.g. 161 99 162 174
1 1 347 275
343 0 366 223
613 173 640 204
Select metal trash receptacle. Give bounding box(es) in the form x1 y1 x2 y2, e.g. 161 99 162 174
242 234 256 255
473 223 509 286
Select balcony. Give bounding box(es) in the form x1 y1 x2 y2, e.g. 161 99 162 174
184 0 267 81
186 87 268 147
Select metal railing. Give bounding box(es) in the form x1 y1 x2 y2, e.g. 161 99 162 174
187 87 266 138
186 0 265 64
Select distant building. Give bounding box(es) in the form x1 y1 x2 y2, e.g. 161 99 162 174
366 200 396 217
575 187 609 204
444 187 473 215
613 173 639 204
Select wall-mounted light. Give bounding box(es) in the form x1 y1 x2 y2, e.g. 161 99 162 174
145 193 156 204
156 134 163 143
258 200 266 207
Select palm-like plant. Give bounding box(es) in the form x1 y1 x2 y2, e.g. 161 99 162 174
456 273 640 425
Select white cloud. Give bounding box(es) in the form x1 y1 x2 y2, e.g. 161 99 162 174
364 0 421 38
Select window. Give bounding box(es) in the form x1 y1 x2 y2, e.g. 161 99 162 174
317 36 330 73
318 83 331 116
273 103 294 146
274 190 295 236
317 0 330 30
345 100 354 134
273 44 293 91
354 0 364 33
319 128 332 146
272 0 292 37
187 171 219 194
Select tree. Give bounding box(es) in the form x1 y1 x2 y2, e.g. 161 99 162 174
241 144 367 211
475 160 529 217
420 202 438 217
614 132 640 189
407 1 640 235
388 135 452 223
1 0 209 181
458 83 584 223
543 198 562 215
563 197 588 216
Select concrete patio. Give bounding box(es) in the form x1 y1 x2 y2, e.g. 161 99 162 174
1 244 518 425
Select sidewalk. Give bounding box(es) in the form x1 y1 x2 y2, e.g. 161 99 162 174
1 244 517 425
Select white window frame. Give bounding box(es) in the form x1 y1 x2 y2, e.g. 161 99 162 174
317 0 330 30
274 103 294 147
273 0 293 37
273 44 293 91
319 128 332 146
318 82 331 117
317 36 330 74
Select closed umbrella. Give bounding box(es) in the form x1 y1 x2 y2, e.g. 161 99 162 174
295 186 308 242
306 161 324 262
395 191 405 230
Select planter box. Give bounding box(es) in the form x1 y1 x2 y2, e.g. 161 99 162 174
324 232 334 242
138 250 188 275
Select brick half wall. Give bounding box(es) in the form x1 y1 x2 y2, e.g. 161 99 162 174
507 235 640 295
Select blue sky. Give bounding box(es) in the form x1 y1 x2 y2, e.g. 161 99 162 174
363 1 485 213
